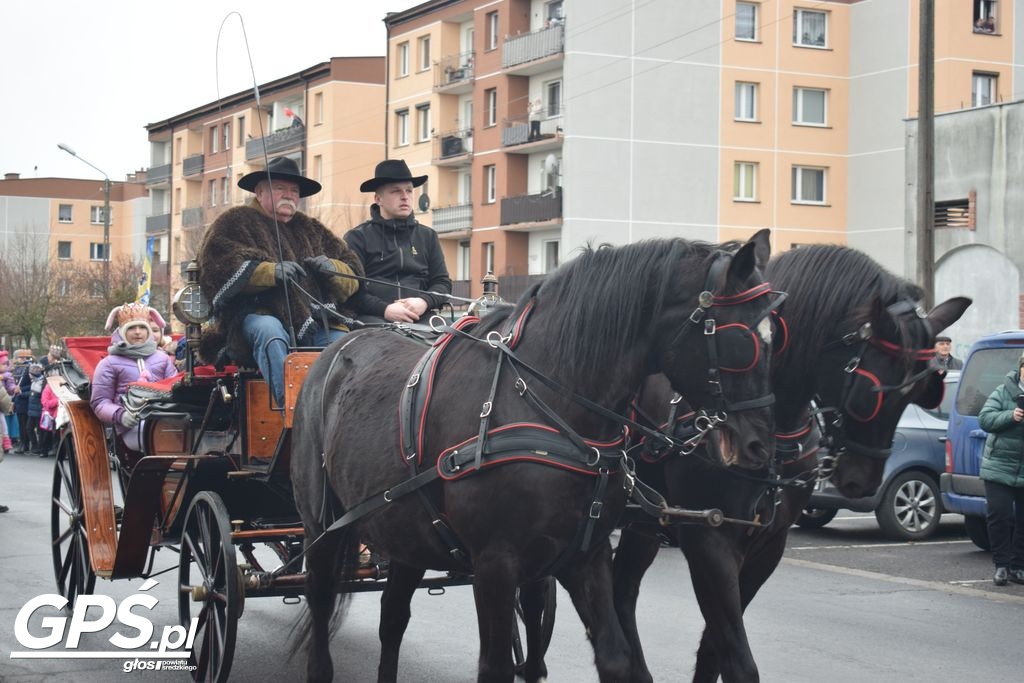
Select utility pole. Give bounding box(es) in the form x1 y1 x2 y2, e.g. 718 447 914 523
916 0 935 309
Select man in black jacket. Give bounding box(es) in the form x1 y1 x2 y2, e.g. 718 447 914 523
346 160 452 323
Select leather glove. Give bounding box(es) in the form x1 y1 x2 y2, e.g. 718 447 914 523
303 255 339 278
274 261 307 284
119 410 140 429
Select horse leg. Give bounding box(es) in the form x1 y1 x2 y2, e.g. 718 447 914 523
681 528 757 683
473 554 520 682
611 527 661 683
302 533 346 683
558 540 632 683
377 561 427 683
518 577 555 682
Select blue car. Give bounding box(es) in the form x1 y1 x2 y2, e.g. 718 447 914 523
940 331 1024 550
797 372 958 541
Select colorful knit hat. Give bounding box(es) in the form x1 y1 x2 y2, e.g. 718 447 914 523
104 303 167 333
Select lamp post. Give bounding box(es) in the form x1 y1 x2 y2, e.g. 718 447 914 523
57 143 110 298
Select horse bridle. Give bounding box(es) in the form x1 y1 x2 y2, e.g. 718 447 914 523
816 298 938 477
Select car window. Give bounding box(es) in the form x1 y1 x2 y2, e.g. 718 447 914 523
923 379 957 421
956 348 1023 417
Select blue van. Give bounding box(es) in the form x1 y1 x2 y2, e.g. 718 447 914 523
940 330 1024 549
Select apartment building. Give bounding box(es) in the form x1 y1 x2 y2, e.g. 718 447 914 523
144 57 385 291
386 0 1020 295
0 173 149 272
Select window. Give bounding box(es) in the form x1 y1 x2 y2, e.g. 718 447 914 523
221 177 229 205
314 154 323 183
57 279 71 297
238 115 246 145
419 36 431 71
89 242 109 261
733 162 758 201
90 206 107 224
90 280 104 298
972 72 997 107
791 165 826 204
57 241 72 260
793 8 827 48
484 242 495 274
397 42 410 77
734 82 758 121
542 240 560 273
487 12 498 50
315 92 324 125
209 125 218 154
458 240 471 280
396 109 409 145
546 80 562 117
485 165 496 203
546 1 564 23
793 87 827 125
222 122 231 150
58 204 72 223
485 88 497 127
974 0 998 33
416 104 431 143
209 179 217 207
736 2 758 41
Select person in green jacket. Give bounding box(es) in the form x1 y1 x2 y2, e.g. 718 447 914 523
978 354 1024 586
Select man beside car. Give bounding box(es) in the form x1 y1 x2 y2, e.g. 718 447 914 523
977 353 1024 586
933 335 963 371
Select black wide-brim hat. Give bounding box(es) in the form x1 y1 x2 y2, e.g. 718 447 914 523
238 156 321 197
360 159 428 193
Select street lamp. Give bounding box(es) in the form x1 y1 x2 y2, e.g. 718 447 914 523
57 143 110 298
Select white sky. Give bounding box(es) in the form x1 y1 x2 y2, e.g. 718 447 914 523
1 1 423 182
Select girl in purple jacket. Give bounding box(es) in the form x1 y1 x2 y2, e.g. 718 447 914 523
90 303 177 451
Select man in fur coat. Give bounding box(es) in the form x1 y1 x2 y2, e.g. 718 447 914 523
196 156 363 407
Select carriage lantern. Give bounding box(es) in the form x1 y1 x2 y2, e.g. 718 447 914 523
171 261 211 381
468 270 504 317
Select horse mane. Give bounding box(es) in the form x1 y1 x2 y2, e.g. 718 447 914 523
766 245 924 375
493 239 719 389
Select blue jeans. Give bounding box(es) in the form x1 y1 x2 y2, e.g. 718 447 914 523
242 314 346 407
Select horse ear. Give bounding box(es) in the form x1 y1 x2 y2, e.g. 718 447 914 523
725 230 771 286
926 296 972 337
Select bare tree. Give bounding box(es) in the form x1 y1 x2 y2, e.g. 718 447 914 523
47 256 144 338
0 234 52 349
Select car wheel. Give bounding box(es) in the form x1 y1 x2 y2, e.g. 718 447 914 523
875 470 942 541
796 507 837 529
963 515 991 551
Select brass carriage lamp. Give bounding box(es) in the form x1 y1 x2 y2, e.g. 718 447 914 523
171 261 210 381
468 271 504 317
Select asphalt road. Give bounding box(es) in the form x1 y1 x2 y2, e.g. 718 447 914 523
2 451 1022 682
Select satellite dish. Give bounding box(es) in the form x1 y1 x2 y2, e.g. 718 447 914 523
418 193 431 212
543 154 559 174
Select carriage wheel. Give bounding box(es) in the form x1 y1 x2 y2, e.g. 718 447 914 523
51 434 97 606
178 492 240 683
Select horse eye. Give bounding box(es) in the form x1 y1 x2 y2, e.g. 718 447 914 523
757 317 772 344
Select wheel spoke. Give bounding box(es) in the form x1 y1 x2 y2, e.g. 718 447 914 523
53 496 75 518
57 459 74 493
184 533 209 583
54 524 75 548
59 542 74 585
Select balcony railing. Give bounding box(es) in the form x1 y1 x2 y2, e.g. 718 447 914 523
245 125 306 161
503 22 564 69
498 274 546 302
500 188 562 225
433 128 474 162
432 203 473 233
183 154 205 177
501 111 563 147
434 51 475 90
146 164 171 185
182 206 205 228
146 213 171 234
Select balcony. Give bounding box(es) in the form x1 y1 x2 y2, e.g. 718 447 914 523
146 213 171 234
501 111 563 153
432 203 473 234
183 154 205 177
500 188 561 226
433 128 473 166
182 206 205 228
434 51 475 94
246 125 306 161
503 22 564 75
146 163 171 187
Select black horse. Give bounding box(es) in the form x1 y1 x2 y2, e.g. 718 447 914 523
289 232 780 682
610 244 971 682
